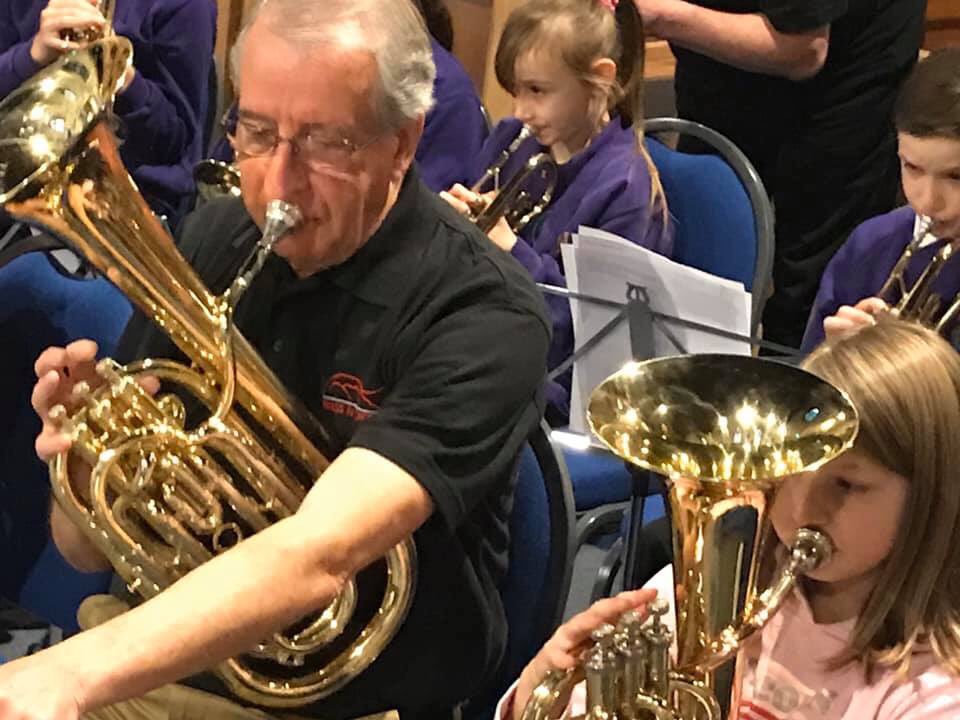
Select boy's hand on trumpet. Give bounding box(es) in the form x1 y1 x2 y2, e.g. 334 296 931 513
30 0 105 66
440 184 518 252
823 297 889 341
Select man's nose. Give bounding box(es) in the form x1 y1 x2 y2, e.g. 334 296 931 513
261 140 308 202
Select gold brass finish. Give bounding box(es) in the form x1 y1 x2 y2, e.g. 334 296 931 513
469 124 558 235
194 158 242 202
877 214 960 333
0 36 415 707
523 355 858 720
62 0 115 42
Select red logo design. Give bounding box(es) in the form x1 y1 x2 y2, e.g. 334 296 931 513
322 372 383 421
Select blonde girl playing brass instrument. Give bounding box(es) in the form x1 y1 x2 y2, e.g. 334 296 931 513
503 317 960 719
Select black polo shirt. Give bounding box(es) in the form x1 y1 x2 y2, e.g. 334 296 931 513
672 0 925 183
114 170 551 719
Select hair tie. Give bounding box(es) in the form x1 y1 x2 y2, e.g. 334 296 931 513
598 0 619 12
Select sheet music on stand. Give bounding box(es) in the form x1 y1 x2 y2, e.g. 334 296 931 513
563 226 752 435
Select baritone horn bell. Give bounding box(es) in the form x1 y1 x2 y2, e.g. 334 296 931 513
522 355 858 720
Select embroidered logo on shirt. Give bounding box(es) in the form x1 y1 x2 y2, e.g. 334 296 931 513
322 372 383 421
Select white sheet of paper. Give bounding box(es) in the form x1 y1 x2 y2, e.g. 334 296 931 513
563 226 752 434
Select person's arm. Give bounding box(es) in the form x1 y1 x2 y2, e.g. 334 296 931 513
635 0 835 81
112 0 215 167
0 0 104 98
0 446 433 719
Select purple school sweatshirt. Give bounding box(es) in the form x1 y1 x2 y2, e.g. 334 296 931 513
0 0 216 226
471 116 673 420
802 206 960 353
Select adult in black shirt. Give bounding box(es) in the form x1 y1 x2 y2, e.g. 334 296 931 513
634 0 926 348
0 1 551 719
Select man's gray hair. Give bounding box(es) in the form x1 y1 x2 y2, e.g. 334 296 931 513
230 0 436 131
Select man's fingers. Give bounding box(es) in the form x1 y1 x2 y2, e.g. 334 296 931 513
36 426 72 461
31 370 63 415
65 339 98 365
137 375 160 396
34 346 68 379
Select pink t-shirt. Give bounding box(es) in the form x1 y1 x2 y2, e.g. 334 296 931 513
498 566 960 720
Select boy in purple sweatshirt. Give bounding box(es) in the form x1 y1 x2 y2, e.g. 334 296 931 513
0 0 216 228
802 49 960 353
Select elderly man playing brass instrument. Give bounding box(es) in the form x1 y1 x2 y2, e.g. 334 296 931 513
0 1 550 719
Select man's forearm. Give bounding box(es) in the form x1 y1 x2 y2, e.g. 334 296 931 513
44 511 347 711
50 495 112 573
648 1 829 81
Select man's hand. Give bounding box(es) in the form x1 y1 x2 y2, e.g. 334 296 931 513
0 651 86 720
822 297 889 341
631 0 675 35
512 589 657 720
440 184 518 252
29 0 106 67
32 339 103 460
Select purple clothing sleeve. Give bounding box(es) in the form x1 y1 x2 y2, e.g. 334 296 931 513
416 40 488 193
800 206 916 353
0 0 216 224
476 118 673 419
111 0 216 221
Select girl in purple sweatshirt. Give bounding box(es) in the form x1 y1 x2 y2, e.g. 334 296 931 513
442 0 672 424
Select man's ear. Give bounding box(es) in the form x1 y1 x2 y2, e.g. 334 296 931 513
393 114 426 181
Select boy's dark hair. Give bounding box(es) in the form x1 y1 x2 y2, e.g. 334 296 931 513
895 48 960 139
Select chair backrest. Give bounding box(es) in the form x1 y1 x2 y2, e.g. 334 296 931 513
645 117 774 334
0 252 132 627
466 419 576 719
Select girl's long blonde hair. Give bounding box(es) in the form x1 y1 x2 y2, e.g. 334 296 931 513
492 0 668 229
802 317 960 679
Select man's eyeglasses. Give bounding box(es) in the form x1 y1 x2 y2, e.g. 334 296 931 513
229 117 380 170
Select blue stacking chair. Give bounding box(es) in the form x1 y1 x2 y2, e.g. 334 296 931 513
564 117 774 593
0 252 132 632
465 420 575 720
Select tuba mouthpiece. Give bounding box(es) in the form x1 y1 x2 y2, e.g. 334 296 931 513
791 527 833 573
264 199 303 241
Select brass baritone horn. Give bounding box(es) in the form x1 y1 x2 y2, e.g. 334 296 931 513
876 214 960 333
522 355 858 720
0 33 415 708
469 124 558 235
